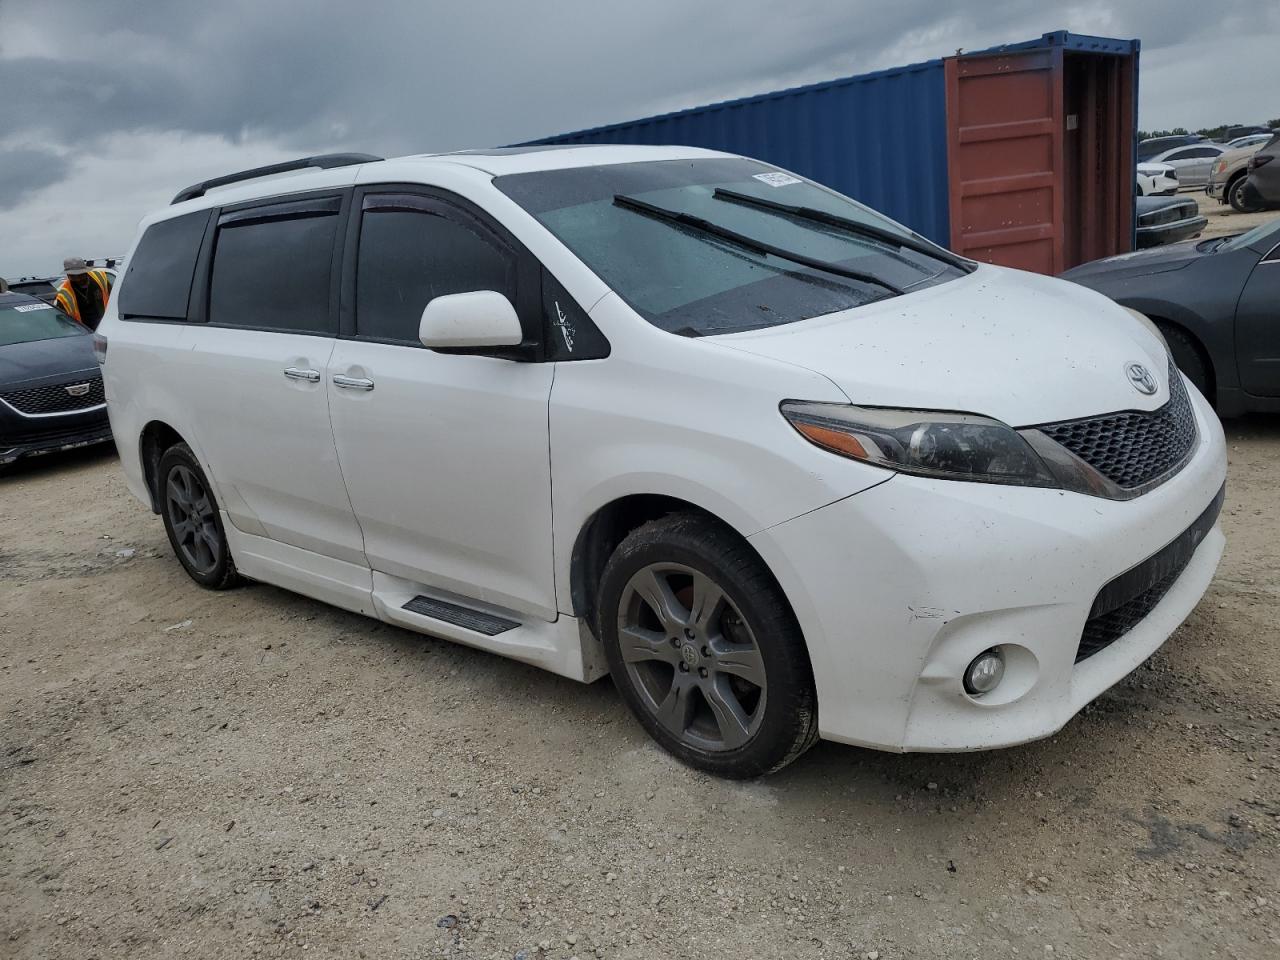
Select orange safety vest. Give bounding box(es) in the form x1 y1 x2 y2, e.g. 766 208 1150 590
55 270 112 326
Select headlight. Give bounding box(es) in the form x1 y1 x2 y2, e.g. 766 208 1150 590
780 402 1058 486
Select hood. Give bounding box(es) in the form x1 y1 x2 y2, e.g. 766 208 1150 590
0 334 97 388
1221 143 1265 165
1059 237 1206 282
707 265 1172 426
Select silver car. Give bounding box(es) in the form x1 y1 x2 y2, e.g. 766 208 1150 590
1147 143 1227 189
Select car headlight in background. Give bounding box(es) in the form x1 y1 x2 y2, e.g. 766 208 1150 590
780 402 1058 486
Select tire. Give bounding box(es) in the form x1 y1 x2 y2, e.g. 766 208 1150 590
1157 324 1212 402
157 442 240 590
1228 174 1262 214
597 511 818 778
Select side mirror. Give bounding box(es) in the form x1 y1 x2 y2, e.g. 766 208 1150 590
418 290 523 349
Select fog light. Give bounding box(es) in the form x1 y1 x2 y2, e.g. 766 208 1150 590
964 648 1005 696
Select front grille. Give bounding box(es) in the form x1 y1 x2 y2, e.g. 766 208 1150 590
1038 361 1196 490
1076 483 1224 662
1 375 105 415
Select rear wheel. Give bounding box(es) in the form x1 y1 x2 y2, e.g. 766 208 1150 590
597 512 818 778
1157 324 1212 402
1228 174 1262 213
158 443 240 590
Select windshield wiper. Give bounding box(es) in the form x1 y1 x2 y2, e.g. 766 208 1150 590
712 188 974 273
612 194 904 295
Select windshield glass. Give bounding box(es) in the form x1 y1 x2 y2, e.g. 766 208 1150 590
1220 216 1280 252
495 158 965 336
0 299 85 347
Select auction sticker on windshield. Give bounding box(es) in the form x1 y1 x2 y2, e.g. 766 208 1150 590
13 303 53 313
753 172 802 187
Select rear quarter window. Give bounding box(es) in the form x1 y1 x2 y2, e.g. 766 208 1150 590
117 210 213 320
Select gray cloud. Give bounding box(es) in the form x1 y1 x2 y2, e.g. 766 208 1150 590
1 0 1276 275
0 147 71 210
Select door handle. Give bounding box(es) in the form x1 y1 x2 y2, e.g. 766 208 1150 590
332 375 375 391
283 367 321 382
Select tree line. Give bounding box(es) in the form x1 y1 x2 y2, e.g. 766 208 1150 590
1138 119 1280 141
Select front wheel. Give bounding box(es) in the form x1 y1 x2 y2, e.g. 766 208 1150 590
1228 175 1262 214
158 442 240 590
597 512 818 778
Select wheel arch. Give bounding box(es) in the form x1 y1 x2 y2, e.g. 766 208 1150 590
138 420 188 513
569 493 786 638
1147 315 1217 400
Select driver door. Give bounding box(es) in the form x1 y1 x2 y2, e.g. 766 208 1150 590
1235 240 1280 397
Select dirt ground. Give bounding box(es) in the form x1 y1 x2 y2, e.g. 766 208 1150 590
2 422 1278 960
1193 195 1280 240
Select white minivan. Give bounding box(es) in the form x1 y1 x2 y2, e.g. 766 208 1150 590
98 147 1227 777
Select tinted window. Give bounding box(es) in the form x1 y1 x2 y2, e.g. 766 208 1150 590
208 208 338 334
1184 147 1220 159
118 210 211 320
355 200 515 343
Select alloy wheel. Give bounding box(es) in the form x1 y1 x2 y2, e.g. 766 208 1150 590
165 464 221 575
617 562 767 752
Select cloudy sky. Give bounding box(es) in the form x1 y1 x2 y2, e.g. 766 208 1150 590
2 0 1276 277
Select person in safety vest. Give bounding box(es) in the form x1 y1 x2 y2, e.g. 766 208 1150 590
55 257 114 330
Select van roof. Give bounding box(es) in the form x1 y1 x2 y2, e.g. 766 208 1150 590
167 144 730 213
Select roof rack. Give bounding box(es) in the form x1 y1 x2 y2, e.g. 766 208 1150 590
171 153 383 205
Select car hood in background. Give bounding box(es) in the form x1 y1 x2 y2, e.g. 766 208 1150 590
0 334 97 388
1059 237 1207 282
707 265 1171 426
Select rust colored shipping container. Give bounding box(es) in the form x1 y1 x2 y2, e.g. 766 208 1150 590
944 33 1138 273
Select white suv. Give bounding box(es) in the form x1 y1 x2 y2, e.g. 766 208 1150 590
98 146 1227 777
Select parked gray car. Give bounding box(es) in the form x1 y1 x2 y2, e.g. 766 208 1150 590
1135 195 1206 248
1241 135 1280 210
1147 143 1227 189
1064 217 1280 416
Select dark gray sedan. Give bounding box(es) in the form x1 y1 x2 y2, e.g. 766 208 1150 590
1062 218 1280 416
0 291 112 465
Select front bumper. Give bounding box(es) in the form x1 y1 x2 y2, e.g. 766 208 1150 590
749 382 1227 752
0 406 113 465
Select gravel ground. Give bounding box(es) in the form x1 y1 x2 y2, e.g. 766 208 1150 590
1193 197 1279 240
2 426 1279 960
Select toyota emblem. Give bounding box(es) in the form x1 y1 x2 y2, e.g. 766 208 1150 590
1125 362 1157 396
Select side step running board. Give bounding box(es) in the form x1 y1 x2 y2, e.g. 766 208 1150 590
402 595 519 636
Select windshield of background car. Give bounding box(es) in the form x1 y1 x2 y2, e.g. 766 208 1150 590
0 299 85 347
1220 216 1280 252
495 158 966 336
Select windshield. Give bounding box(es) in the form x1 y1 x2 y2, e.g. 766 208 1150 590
0 299 86 347
1220 216 1280 252
495 158 966 336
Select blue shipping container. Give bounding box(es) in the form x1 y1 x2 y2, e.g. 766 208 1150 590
522 31 1140 258
522 59 951 244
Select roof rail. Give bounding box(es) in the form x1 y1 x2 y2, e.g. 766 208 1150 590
170 153 383 205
